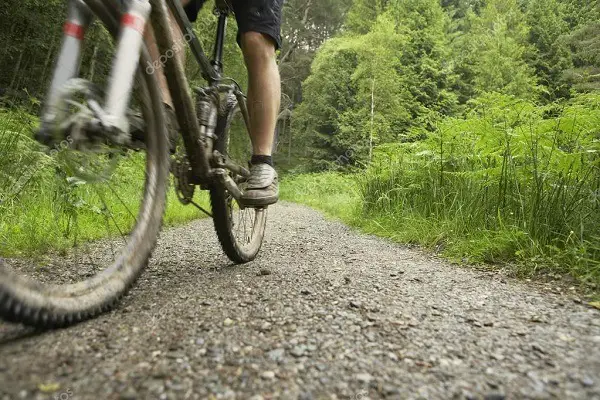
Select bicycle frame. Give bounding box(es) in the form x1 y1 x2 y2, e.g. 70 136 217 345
41 0 251 186
154 0 252 185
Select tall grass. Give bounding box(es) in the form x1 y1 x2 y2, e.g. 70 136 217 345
280 172 361 221
360 93 600 286
0 109 208 257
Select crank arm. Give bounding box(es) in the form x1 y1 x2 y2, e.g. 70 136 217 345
212 150 251 178
213 168 245 205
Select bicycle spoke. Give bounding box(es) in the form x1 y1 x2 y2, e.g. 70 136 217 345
107 182 137 224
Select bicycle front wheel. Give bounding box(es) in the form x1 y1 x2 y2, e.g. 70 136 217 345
0 1 170 327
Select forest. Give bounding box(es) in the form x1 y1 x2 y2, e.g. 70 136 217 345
0 0 599 290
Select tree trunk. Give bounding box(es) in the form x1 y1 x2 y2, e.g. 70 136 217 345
278 0 311 69
40 37 57 89
272 124 279 155
10 51 24 90
288 116 293 164
280 118 286 161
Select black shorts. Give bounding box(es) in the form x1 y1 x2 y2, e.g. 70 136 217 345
184 0 284 50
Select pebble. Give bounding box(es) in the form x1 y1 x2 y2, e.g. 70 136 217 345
260 370 275 380
120 388 139 400
484 394 505 400
349 300 362 309
223 318 234 327
356 373 373 383
267 348 285 362
582 377 594 387
532 343 546 354
260 322 272 331
290 345 307 357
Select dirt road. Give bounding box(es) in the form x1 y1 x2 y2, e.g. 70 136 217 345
1 203 599 399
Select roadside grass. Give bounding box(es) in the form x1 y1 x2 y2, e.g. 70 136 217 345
279 172 361 222
281 172 600 298
281 94 600 297
0 109 209 257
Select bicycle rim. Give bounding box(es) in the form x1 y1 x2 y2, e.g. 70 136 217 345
0 0 170 327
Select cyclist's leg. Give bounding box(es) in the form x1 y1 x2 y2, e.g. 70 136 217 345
233 0 282 159
241 33 280 157
233 0 283 205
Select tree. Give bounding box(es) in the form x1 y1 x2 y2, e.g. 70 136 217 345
526 0 572 101
563 22 600 92
345 0 388 34
452 0 538 101
389 0 458 122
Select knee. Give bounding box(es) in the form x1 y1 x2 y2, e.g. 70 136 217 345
240 32 276 65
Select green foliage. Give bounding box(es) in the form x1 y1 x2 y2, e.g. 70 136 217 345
360 92 600 286
280 172 360 221
452 0 538 100
525 0 572 101
345 0 386 34
0 110 209 256
296 0 457 168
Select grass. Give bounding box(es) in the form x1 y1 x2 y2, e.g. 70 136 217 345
281 93 600 297
0 109 210 257
280 172 361 221
281 172 600 298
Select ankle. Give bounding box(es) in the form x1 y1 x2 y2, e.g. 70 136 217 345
251 155 273 167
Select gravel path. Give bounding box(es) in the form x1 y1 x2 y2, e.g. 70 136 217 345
1 203 599 400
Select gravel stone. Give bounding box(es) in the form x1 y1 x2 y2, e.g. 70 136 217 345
582 377 594 387
260 371 275 380
0 203 598 399
484 393 506 400
267 348 285 362
290 345 307 358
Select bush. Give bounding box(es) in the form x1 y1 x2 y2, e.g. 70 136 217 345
360 92 600 285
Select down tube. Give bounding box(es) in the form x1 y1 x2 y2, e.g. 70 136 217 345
150 0 211 181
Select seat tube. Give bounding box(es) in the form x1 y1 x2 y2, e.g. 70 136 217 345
43 0 93 124
211 13 227 74
104 0 151 135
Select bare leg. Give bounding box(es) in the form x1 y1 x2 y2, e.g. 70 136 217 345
240 32 281 157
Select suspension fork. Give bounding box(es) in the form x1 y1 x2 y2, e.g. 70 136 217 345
39 0 152 143
103 0 152 140
39 0 93 141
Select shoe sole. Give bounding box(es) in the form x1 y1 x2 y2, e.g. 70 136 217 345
240 194 279 207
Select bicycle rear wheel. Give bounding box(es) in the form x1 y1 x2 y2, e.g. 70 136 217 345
0 1 170 327
210 98 268 263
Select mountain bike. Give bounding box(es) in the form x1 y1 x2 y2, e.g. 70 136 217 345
0 0 267 327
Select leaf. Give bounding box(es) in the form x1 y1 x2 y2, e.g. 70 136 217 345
38 382 60 393
588 301 600 310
